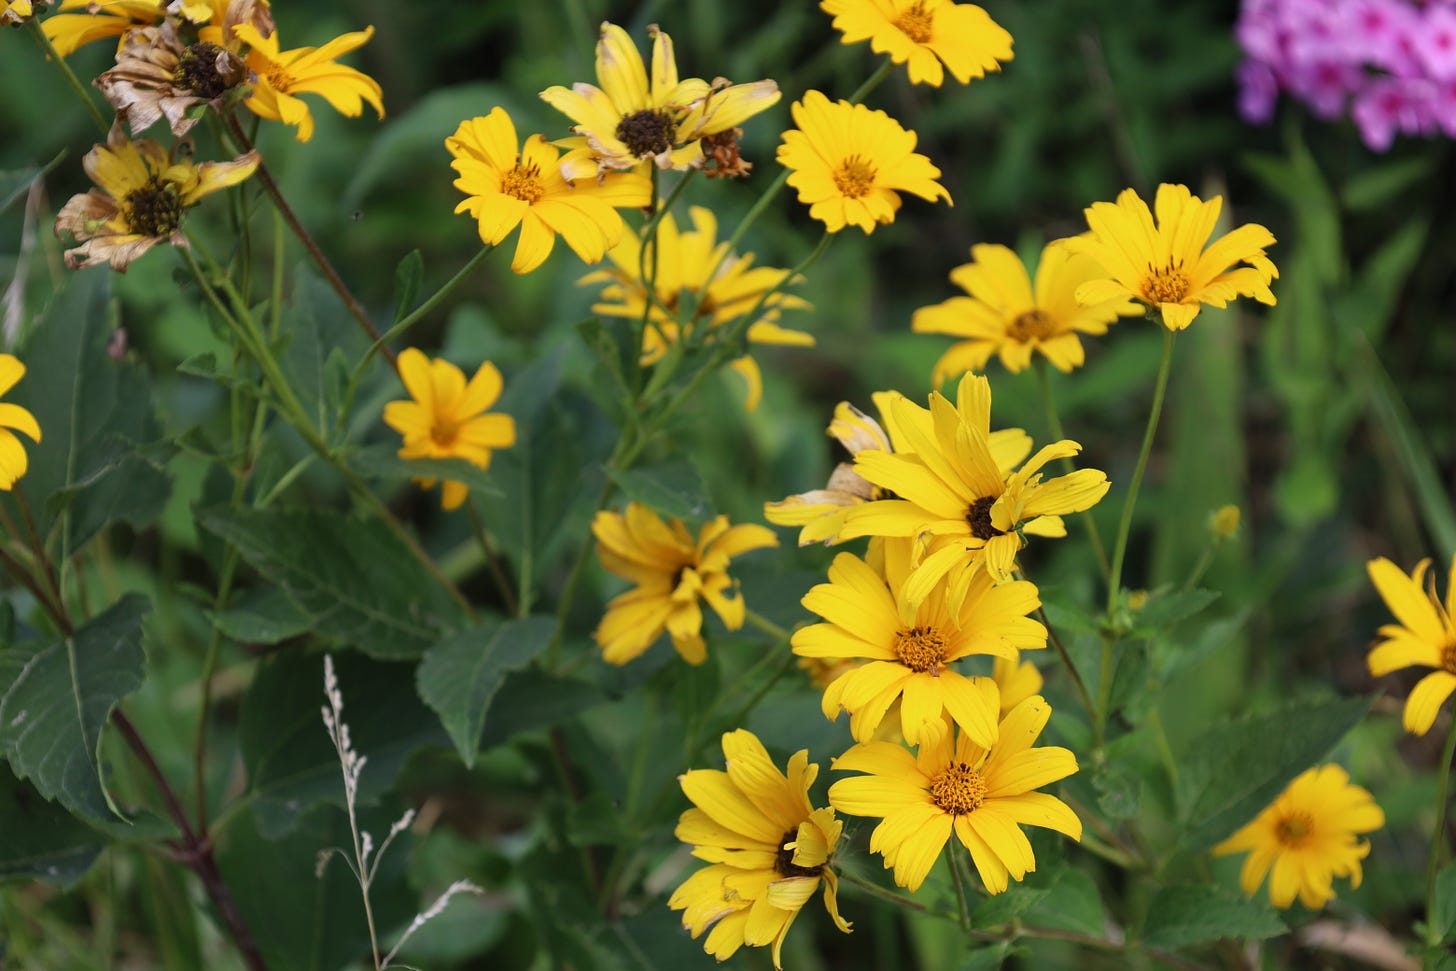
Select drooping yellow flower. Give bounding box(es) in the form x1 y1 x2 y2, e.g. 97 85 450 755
42 0 163 57
829 698 1080 893
1366 554 1456 735
821 0 1012 87
1069 183 1278 331
54 125 259 272
592 503 777 665
1213 765 1383 909
670 730 852 969
578 206 812 410
912 239 1141 382
381 348 516 512
1 0 35 26
992 651 1042 716
793 540 1045 747
230 22 382 143
0 355 42 491
447 107 653 275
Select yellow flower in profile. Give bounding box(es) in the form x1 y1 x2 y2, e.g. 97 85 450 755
0 355 42 491
578 206 812 410
912 239 1140 382
382 348 516 511
1213 765 1383 909
777 90 950 234
829 697 1081 893
821 0 1013 87
42 0 162 56
670 730 852 969
230 22 383 143
447 107 653 275
592 503 777 665
1366 554 1456 735
1069 183 1278 331
992 651 1042 716
1 0 34 26
55 126 259 272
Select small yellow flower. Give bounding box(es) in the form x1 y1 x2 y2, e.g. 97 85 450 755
670 730 852 969
447 107 653 275
0 355 42 491
592 502 777 665
992 651 1042 716
42 0 162 57
231 22 383 143
829 697 1081 893
1366 554 1456 735
1069 183 1278 331
381 348 516 512
777 90 950 234
821 0 1012 87
1213 765 1383 909
912 239 1140 382
1211 504 1241 539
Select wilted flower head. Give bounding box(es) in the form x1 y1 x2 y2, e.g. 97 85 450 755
97 19 249 135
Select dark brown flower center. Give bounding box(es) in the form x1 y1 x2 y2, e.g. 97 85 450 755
1274 812 1314 848
774 828 823 878
833 154 876 199
894 1 935 43
174 41 231 99
1442 642 1456 673
123 178 184 237
1009 309 1054 342
501 162 544 203
966 496 1005 541
430 415 460 447
615 108 676 158
1142 261 1190 304
893 625 947 673
929 761 986 815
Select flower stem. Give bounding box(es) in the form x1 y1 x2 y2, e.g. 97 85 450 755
465 500 518 616
838 869 955 920
847 59 895 106
743 608 790 642
1425 713 1456 946
1034 358 1109 578
364 243 495 366
1037 602 1097 725
947 848 974 934
27 19 110 135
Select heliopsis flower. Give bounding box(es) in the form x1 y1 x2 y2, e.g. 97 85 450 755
1366 554 1456 735
593 503 777 665
1 0 35 26
670 730 852 968
381 348 516 511
992 651 1042 716
97 20 248 136
579 206 812 410
778 90 950 234
1069 183 1278 331
1213 764 1383 909
447 107 653 275
794 541 1045 746
829 697 1081 893
840 373 1109 589
821 0 1013 87
912 239 1141 382
42 0 163 57
55 125 259 272
0 355 42 491
540 22 779 177
230 22 382 142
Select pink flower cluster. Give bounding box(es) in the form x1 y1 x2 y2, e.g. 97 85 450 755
1235 0 1456 150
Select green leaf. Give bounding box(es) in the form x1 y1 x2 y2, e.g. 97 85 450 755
607 460 711 522
1128 588 1219 635
1142 883 1285 949
0 763 105 884
1342 155 1436 211
197 506 469 660
1024 867 1104 937
208 587 313 645
973 883 1048 928
279 267 370 436
1 151 64 212
958 942 1015 970
1432 862 1456 943
393 249 424 322
479 668 608 750
1091 760 1142 821
416 615 555 767
0 595 149 823
345 443 503 502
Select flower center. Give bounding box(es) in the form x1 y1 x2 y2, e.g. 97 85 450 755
929 761 986 815
1009 309 1054 341
894 1 935 43
123 178 184 238
893 625 948 673
501 162 545 204
1142 262 1190 304
774 828 823 878
966 496 1005 541
264 64 297 91
1442 642 1456 673
174 41 231 99
615 108 676 158
1274 812 1314 848
430 415 460 448
833 155 877 199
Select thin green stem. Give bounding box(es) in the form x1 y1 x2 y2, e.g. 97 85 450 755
361 244 496 371
465 500 518 616
1425 714 1456 947
1034 359 1109 578
1036 603 1096 725
847 58 895 105
837 870 954 920
546 475 616 671
743 609 790 642
947 849 973 934
27 19 110 135
704 168 790 289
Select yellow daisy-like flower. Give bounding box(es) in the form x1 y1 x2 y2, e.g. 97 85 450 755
778 90 950 234
0 355 42 491
1366 554 1456 735
54 125 259 272
592 503 777 666
447 107 653 275
821 0 1012 87
1213 764 1383 909
381 348 516 512
912 239 1141 382
578 206 812 411
1069 183 1278 332
541 22 780 178
793 540 1045 747
42 0 163 56
230 22 382 143
1 0 35 26
992 651 1042 717
829 697 1081 893
670 729 852 969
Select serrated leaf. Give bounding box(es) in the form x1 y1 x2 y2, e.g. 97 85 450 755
393 249 424 322
280 267 370 436
345 444 503 501
1025 867 1104 936
479 668 608 750
958 942 1015 971
1128 588 1219 634
1433 862 1456 942
1091 760 1141 820
416 615 554 767
0 595 148 823
972 882 1048 927
0 763 105 885
1142 883 1285 948
607 460 710 521
208 587 313 645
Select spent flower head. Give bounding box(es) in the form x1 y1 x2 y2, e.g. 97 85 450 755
97 19 249 136
821 0 1013 87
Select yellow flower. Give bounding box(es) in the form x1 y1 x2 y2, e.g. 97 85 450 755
447 107 653 275
231 22 383 143
1069 183 1278 331
1213 765 1383 909
829 697 1081 893
778 90 950 234
670 730 852 969
912 239 1141 382
793 540 1045 747
579 206 812 411
1 0 35 26
992 651 1042 716
55 125 259 272
381 348 516 511
42 0 163 57
0 355 42 490
1366 554 1456 735
1211 504 1241 539
821 0 1012 87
